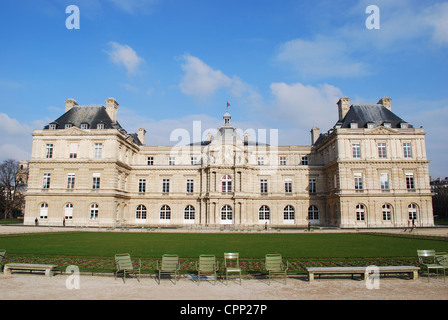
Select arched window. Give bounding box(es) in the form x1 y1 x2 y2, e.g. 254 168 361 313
259 205 270 220
136 205 147 220
382 204 392 221
184 205 195 220
160 205 171 220
308 205 319 220
356 204 365 221
64 203 73 220
222 175 232 193
40 203 48 219
90 203 99 220
284 205 295 221
408 203 418 221
221 205 233 222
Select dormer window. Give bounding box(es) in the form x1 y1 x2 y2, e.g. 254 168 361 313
81 123 89 130
49 124 57 130
367 122 374 129
65 124 72 129
400 122 408 129
97 123 105 129
350 122 358 128
383 122 391 128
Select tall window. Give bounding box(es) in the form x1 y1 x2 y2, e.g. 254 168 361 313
90 203 99 220
162 179 170 193
160 205 171 220
285 179 292 193
94 143 103 159
42 173 51 189
184 205 195 220
403 142 412 158
40 203 48 219
279 156 287 166
406 173 415 190
136 205 147 220
67 173 75 189
138 179 146 193
186 179 194 193
378 143 387 158
260 179 268 194
352 143 361 158
258 205 270 221
308 205 319 220
64 203 73 220
380 173 389 190
284 205 295 221
222 175 232 193
221 205 233 222
356 204 365 221
309 178 316 193
354 173 363 190
69 143 78 158
408 203 418 221
45 144 54 159
382 204 392 221
92 173 101 189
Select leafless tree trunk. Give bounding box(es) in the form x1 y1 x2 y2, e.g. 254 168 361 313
0 159 24 219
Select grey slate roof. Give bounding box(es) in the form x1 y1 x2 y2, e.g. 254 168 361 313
43 106 143 146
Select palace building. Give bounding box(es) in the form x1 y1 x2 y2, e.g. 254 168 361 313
23 97 434 228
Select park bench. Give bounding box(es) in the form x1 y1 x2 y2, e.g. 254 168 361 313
3 263 58 277
306 266 420 282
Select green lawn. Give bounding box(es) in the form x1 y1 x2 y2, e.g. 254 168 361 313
1 232 447 259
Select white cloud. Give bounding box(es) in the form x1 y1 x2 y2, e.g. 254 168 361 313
0 113 33 162
106 42 144 75
424 2 448 46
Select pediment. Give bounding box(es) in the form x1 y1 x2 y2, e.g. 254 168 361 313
368 126 397 134
57 126 86 136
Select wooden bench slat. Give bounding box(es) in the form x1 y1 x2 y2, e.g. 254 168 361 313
306 266 419 282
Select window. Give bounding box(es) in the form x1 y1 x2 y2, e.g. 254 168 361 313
40 203 48 219
90 203 99 220
279 156 287 166
184 205 195 220
147 156 154 166
97 123 104 129
67 173 75 189
191 157 199 165
222 175 232 193
221 205 233 222
138 179 146 193
64 203 73 220
378 143 387 158
49 124 57 130
354 173 363 190
92 173 101 189
186 179 194 193
406 173 415 190
162 179 170 193
284 205 295 221
136 205 147 220
308 205 319 220
301 156 309 165
45 144 54 159
160 205 171 220
285 179 292 193
169 157 176 166
94 143 103 159
260 179 268 194
350 122 358 128
352 143 361 158
258 205 270 221
80 123 89 130
257 157 264 165
356 204 365 221
42 173 51 189
65 124 72 129
403 142 412 158
380 173 389 190
309 178 316 193
69 143 78 159
382 204 392 221
408 204 418 221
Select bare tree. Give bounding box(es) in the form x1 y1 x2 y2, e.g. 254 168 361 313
0 159 24 219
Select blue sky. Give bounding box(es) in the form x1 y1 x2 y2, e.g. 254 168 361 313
0 0 447 178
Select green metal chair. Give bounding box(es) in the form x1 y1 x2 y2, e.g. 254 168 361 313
417 250 445 281
265 254 289 285
114 253 141 283
157 254 180 284
0 249 6 263
196 255 217 286
435 253 448 282
224 253 242 285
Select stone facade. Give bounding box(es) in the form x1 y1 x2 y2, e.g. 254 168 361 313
23 97 434 228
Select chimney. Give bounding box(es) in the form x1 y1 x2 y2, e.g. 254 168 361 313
138 128 146 145
105 97 119 123
337 97 351 121
377 97 392 111
65 98 78 112
310 127 320 145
